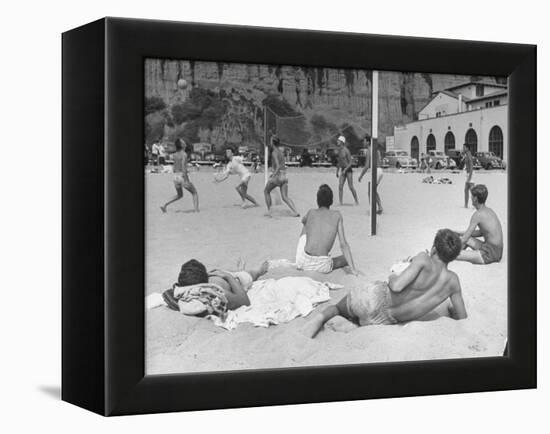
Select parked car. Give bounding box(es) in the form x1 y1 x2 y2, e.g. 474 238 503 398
475 151 505 169
427 150 449 169
446 149 482 170
384 150 417 169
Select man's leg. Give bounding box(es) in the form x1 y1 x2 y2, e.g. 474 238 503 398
160 186 183 212
464 178 473 208
184 182 199 212
346 172 359 205
456 249 484 264
280 183 300 217
235 184 246 205
264 180 276 215
246 261 269 281
240 181 259 207
338 174 345 205
302 295 351 338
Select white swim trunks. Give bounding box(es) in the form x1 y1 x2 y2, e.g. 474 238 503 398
174 173 184 188
295 234 333 273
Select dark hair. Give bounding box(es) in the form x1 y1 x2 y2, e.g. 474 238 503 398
174 138 184 151
271 135 280 146
463 143 470 150
433 229 462 264
226 146 235 155
177 259 208 286
317 184 334 208
471 184 488 204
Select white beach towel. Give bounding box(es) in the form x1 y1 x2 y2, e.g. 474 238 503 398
210 276 342 330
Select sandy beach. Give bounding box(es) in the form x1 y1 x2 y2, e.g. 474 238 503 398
145 168 507 375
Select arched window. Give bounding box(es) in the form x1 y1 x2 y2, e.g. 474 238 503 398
444 131 455 153
426 134 436 153
488 126 503 158
410 136 419 160
465 128 478 154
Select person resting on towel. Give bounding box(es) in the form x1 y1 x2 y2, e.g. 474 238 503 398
302 229 467 338
296 184 359 275
163 258 269 311
455 184 503 265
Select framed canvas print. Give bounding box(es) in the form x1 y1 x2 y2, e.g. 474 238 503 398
62 17 536 415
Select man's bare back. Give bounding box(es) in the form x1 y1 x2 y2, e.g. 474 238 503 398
388 252 464 322
302 209 341 256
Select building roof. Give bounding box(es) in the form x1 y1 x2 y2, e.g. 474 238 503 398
418 90 470 115
464 89 508 103
444 81 507 92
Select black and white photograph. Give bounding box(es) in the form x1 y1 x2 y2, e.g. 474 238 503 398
144 60 508 374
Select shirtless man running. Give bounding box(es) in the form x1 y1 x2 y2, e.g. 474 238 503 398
264 135 300 217
335 135 359 206
302 228 467 338
160 138 199 213
214 147 259 208
295 184 359 275
456 184 503 264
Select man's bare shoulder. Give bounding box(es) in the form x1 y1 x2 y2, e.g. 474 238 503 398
446 270 461 291
412 251 430 263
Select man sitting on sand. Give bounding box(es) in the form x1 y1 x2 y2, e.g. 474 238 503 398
302 229 467 338
163 258 269 311
296 184 359 275
456 184 503 264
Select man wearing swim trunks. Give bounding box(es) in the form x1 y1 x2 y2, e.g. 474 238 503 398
264 135 300 217
335 135 359 206
358 136 383 214
302 229 467 338
463 143 475 208
214 147 259 208
160 138 199 213
296 184 359 275
456 184 503 264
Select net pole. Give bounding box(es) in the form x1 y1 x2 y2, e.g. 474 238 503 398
264 106 269 186
371 70 379 236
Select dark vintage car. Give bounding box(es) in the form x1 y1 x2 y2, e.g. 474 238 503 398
475 151 505 169
446 150 482 170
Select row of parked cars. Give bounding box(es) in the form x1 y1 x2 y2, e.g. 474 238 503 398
381 149 506 170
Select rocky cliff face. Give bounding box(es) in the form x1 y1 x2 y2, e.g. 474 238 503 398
145 59 500 146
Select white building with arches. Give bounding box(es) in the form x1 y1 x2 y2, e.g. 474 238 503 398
392 81 508 162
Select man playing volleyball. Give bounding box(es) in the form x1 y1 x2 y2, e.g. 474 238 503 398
358 136 383 214
214 147 259 208
264 135 300 217
335 135 359 206
463 143 474 208
160 138 199 213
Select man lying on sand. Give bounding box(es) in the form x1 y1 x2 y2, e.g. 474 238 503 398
296 184 359 275
302 229 467 338
163 258 269 311
456 184 503 264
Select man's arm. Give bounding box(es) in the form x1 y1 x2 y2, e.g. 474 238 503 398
336 214 358 275
210 270 250 309
448 276 467 320
460 213 481 244
388 253 426 293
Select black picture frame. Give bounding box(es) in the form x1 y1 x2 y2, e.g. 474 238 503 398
62 17 536 416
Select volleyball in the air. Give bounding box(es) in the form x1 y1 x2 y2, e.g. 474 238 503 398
177 78 188 89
